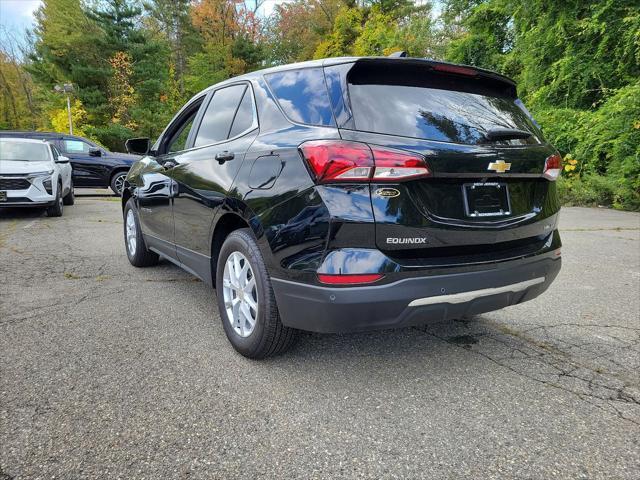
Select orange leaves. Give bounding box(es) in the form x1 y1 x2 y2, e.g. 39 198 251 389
191 0 261 45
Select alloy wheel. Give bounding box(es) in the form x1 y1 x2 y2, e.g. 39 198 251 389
222 251 258 337
114 174 126 195
126 209 137 256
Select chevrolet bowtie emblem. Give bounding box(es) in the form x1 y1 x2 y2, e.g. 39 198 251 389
487 160 511 173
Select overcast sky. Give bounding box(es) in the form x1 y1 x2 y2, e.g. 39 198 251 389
0 0 436 38
0 0 287 34
0 0 42 31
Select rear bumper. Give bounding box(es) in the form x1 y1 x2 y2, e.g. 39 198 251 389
271 253 561 333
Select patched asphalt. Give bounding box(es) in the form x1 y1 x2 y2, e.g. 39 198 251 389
1 192 639 479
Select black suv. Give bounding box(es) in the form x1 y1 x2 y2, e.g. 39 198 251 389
0 131 140 195
122 57 562 359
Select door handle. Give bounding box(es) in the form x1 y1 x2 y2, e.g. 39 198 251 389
215 151 235 164
161 159 178 170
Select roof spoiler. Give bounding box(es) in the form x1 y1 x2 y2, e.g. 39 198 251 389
351 57 518 98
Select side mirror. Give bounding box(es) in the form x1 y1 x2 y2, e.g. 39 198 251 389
56 155 70 164
89 147 102 157
125 138 151 155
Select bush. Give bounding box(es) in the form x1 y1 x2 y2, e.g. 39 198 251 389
557 175 639 210
534 81 640 211
87 123 135 152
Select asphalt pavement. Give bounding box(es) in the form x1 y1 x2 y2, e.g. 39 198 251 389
1 190 639 479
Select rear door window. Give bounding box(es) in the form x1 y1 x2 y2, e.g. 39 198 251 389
265 68 335 127
194 84 247 147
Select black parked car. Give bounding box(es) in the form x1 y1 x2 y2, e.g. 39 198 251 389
0 131 140 195
121 56 562 359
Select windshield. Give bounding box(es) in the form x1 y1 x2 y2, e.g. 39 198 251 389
0 140 50 162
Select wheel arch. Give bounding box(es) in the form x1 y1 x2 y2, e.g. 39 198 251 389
121 188 132 212
210 212 252 286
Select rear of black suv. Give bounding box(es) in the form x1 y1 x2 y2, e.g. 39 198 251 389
122 56 562 358
261 58 562 333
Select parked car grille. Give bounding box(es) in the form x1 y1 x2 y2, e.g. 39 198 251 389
0 178 31 190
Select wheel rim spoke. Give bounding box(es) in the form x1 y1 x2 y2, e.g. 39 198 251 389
243 277 255 294
244 294 257 312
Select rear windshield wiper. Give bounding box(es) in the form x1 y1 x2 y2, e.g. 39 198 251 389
483 128 532 142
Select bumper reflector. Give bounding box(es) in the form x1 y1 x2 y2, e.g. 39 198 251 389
317 273 384 285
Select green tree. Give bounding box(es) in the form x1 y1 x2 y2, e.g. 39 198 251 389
444 1 512 72
0 31 40 129
266 0 341 64
29 0 109 119
314 7 363 57
143 0 200 95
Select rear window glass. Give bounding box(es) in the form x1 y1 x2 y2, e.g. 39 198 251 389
265 68 335 127
0 140 49 161
347 70 541 145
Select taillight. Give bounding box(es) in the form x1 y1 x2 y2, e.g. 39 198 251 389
543 154 562 181
370 146 430 181
299 141 373 182
317 273 384 285
299 140 430 184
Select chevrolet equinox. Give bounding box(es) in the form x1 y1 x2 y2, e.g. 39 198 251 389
121 56 562 358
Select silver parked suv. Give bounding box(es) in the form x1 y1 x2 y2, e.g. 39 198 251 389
0 138 74 217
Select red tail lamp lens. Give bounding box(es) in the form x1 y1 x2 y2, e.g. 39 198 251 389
370 146 430 181
317 273 384 285
299 141 373 182
543 153 562 181
299 140 429 183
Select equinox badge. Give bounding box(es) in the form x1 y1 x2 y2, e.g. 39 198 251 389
386 237 427 244
487 160 511 173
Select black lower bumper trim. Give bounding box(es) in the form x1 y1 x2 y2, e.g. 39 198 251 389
271 254 561 333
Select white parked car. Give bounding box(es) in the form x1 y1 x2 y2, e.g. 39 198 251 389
0 138 74 216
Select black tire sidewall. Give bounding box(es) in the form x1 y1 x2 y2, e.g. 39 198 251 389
216 230 275 357
47 183 63 217
63 179 74 205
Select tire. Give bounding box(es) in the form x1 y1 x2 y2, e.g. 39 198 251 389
124 199 159 267
63 179 75 205
46 182 64 217
216 228 298 359
110 171 127 197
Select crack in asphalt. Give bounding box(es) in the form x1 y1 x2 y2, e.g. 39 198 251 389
414 319 640 426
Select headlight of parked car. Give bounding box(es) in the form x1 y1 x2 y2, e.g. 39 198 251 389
42 177 53 194
29 170 55 177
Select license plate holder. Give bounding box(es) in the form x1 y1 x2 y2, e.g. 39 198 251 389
0 191 6 202
463 182 511 217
